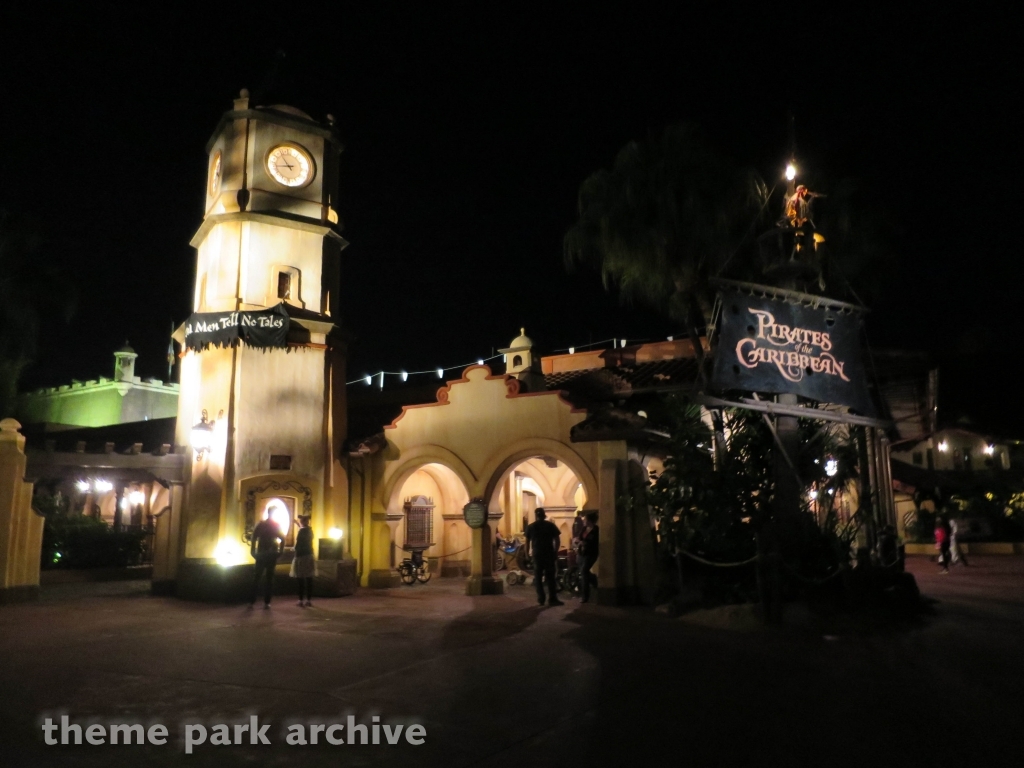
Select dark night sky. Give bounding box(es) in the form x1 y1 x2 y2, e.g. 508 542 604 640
2 5 1020 431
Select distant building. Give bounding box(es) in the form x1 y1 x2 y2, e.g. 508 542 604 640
16 345 178 429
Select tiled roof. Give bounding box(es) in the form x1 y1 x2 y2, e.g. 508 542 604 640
544 357 699 405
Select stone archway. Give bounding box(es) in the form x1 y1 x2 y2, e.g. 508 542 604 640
482 437 598 521
376 457 472 584
487 452 589 546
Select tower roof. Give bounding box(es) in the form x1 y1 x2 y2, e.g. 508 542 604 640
116 341 136 355
500 327 532 353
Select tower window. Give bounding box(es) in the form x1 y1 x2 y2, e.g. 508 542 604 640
512 355 523 367
269 265 303 307
277 272 292 300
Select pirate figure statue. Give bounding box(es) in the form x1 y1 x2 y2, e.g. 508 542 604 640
783 184 826 259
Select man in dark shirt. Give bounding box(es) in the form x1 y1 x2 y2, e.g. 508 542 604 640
250 514 284 608
526 508 563 606
579 512 600 603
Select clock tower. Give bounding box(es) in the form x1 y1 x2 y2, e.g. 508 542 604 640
161 91 350 598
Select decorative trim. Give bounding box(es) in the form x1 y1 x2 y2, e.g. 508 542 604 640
385 364 584 429
243 479 313 542
711 278 868 314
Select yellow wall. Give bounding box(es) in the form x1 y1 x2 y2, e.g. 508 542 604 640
358 365 603 586
0 420 44 600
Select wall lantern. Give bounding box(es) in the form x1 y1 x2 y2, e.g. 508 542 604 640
76 480 91 493
191 410 215 460
937 440 949 453
984 444 995 456
94 479 113 493
129 490 146 506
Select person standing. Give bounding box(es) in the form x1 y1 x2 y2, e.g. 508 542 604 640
291 515 316 606
568 510 586 582
934 516 951 574
250 514 284 608
526 508 563 606
579 512 600 603
949 518 968 567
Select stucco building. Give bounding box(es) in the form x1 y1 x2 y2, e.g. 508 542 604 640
16 345 178 429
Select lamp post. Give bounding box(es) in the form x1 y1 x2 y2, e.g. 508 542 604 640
191 410 214 461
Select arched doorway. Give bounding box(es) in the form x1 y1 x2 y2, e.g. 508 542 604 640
489 456 587 545
386 462 471 577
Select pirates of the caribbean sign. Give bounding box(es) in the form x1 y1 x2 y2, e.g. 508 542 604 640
183 303 290 351
710 291 874 414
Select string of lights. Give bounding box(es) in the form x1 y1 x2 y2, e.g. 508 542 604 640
346 354 504 387
346 333 679 387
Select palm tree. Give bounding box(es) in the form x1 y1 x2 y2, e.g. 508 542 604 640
0 210 76 417
564 123 767 355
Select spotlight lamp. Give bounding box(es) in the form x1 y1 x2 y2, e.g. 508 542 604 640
785 162 797 181
191 409 215 461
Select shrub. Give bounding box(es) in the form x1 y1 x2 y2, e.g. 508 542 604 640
41 515 147 569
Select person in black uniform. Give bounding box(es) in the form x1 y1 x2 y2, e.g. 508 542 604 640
526 508 563 606
579 512 599 603
250 514 284 608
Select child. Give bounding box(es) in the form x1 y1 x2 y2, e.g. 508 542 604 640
934 518 950 574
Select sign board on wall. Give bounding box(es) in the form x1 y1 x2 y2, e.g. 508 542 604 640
463 500 488 529
709 287 875 415
183 303 290 351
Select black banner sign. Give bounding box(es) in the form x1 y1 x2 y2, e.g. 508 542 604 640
710 292 874 414
183 304 290 351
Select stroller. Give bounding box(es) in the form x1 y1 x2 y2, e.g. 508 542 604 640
506 548 571 593
494 533 525 571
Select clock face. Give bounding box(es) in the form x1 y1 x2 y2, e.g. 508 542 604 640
266 144 313 188
208 151 222 196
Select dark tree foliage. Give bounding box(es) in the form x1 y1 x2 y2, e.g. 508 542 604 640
0 211 76 417
564 123 766 337
648 395 864 604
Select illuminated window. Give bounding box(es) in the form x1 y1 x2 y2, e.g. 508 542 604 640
260 496 296 546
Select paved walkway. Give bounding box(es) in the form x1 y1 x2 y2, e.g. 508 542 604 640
1 557 1022 767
